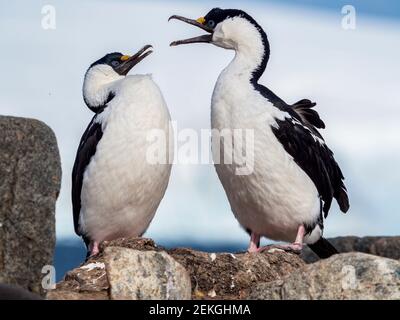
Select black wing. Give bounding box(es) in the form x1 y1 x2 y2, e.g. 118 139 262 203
72 115 103 235
272 117 349 217
253 84 349 217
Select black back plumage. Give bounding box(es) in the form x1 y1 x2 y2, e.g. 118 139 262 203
72 115 103 236
257 84 350 217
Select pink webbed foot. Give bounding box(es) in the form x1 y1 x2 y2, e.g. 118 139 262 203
258 242 303 254
251 225 306 255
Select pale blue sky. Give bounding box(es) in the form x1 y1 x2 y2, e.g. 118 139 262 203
1 1 399 247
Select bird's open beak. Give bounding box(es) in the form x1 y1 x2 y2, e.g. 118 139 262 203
115 45 153 76
168 15 213 46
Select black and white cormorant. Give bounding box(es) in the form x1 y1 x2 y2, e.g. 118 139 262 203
169 9 349 258
72 46 173 257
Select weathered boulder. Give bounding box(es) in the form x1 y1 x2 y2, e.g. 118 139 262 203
105 247 191 300
47 238 305 300
0 116 61 295
249 252 400 300
302 236 400 263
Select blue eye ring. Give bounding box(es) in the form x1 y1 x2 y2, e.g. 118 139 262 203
111 60 120 67
207 20 216 28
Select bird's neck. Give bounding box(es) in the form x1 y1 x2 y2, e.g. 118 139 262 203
224 30 270 85
83 66 123 111
212 32 272 118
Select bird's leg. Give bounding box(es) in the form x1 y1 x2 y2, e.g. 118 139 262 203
89 241 100 257
291 224 305 251
248 233 260 253
258 225 306 254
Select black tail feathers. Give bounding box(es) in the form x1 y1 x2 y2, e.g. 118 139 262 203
308 237 338 259
336 187 350 213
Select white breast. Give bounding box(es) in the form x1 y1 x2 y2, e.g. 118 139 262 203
211 71 321 243
80 75 173 243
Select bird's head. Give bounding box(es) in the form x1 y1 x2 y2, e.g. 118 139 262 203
169 8 269 81
83 45 153 111
169 8 269 51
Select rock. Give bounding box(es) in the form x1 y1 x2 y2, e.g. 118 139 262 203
105 247 191 300
249 252 400 300
63 261 109 292
302 236 400 263
168 247 304 300
0 283 43 300
0 116 61 296
46 290 108 300
46 257 111 300
47 238 305 300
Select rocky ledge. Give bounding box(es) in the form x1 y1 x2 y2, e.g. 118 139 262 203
47 238 400 300
47 238 304 300
250 252 400 300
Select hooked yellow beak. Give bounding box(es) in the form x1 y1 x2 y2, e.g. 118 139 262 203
196 17 206 24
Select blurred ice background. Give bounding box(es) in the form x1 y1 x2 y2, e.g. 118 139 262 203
0 0 399 279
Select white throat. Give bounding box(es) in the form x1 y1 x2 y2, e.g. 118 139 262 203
83 64 124 108
212 16 266 80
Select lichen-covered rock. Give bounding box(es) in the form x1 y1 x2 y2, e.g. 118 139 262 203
0 116 61 296
249 252 400 300
302 236 400 263
47 238 305 300
105 247 191 300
